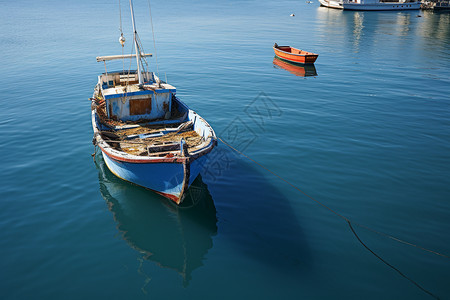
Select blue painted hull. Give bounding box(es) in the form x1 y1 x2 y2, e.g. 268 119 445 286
101 151 209 202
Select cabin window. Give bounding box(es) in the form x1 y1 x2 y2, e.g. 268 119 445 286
129 97 152 115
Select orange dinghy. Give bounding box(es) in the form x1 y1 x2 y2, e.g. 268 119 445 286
273 43 318 64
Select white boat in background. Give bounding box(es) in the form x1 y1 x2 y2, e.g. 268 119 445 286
318 0 421 10
319 0 344 8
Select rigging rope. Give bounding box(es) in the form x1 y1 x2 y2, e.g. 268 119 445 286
135 33 149 74
121 36 135 104
147 0 160 79
217 137 446 299
118 0 123 35
118 0 125 73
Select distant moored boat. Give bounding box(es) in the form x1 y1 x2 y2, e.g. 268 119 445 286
318 0 421 10
273 43 319 65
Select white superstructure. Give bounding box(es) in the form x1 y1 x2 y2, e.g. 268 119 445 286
319 0 421 10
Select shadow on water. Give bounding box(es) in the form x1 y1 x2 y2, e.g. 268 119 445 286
273 56 318 77
200 146 312 277
95 153 217 287
95 145 311 286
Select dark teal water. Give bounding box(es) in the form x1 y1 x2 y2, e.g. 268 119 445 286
1 0 450 299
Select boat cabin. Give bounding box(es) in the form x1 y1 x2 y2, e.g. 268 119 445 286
97 70 176 122
96 53 176 123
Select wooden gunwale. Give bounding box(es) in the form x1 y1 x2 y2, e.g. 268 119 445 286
273 45 318 64
273 46 317 57
92 111 216 164
98 140 215 164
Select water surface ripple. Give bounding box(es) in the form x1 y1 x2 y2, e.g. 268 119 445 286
1 0 449 299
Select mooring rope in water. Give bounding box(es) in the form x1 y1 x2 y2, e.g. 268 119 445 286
217 138 448 259
348 221 440 300
217 137 444 299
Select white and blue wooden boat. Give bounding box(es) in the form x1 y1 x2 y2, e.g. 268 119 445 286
91 0 216 205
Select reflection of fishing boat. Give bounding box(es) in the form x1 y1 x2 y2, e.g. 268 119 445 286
95 154 217 286
273 57 318 77
91 0 217 205
273 43 318 64
318 0 421 10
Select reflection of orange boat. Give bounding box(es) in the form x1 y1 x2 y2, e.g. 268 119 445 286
273 57 318 77
273 43 318 64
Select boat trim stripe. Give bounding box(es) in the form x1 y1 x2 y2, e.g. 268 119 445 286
273 47 318 57
98 140 216 164
99 144 186 163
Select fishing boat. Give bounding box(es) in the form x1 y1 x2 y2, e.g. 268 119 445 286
273 57 318 77
273 43 319 65
318 0 421 10
91 0 217 205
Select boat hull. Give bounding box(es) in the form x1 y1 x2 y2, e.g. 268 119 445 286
343 2 421 10
319 0 344 8
101 149 209 203
273 47 318 65
319 0 421 10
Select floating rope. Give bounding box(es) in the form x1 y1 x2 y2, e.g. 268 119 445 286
217 137 445 299
348 221 440 300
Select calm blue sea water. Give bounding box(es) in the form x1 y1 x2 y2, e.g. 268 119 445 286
1 0 449 299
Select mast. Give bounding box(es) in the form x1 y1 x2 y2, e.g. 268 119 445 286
129 0 144 86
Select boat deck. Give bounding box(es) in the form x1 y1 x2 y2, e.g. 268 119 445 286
93 97 205 158
109 128 203 157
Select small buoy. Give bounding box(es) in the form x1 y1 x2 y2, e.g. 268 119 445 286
119 34 126 47
290 13 295 17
